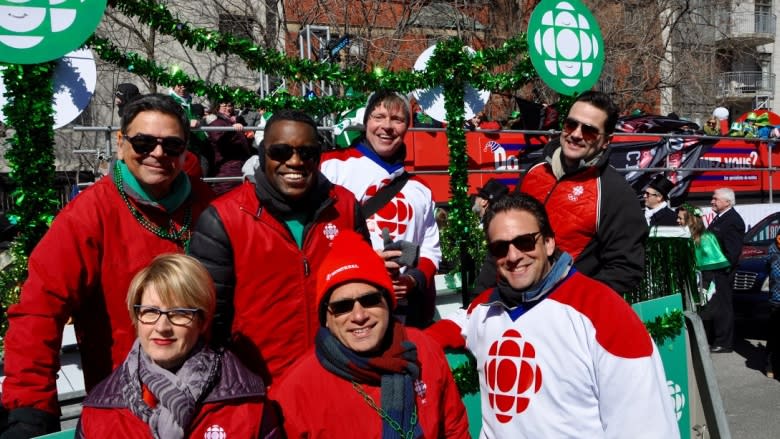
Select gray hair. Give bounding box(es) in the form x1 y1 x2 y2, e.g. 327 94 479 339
714 188 736 206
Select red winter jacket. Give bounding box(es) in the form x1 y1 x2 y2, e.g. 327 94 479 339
189 178 369 387
1 174 214 415
519 144 646 294
76 349 280 438
272 328 470 439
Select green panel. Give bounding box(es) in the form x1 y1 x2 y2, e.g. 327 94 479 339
35 430 75 439
632 293 689 439
446 350 481 438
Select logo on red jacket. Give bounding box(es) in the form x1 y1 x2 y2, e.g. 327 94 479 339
365 179 414 239
323 222 339 240
485 329 543 423
204 424 226 438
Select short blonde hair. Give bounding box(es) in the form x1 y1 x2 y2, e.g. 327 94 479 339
126 254 216 332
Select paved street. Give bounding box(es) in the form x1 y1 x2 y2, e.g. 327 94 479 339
711 315 780 438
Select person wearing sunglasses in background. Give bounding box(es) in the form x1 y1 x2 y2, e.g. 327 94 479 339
189 109 369 389
273 231 469 439
320 90 442 328
427 192 678 438
470 91 647 301
519 90 647 295
76 254 280 438
0 94 215 438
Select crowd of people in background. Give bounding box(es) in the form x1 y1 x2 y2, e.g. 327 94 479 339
2 84 767 438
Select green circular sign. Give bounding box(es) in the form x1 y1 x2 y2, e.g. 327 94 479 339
527 0 604 96
0 0 107 64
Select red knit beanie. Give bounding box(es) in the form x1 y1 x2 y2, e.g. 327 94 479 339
316 231 395 324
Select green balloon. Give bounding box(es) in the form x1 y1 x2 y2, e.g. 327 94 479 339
0 0 107 64
527 0 604 96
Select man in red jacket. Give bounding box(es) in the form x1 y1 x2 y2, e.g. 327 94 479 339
1 94 215 437
189 109 369 388
471 91 646 299
273 230 469 438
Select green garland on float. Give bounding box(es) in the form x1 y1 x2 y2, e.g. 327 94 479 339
87 35 366 115
110 0 534 93
0 63 58 349
450 309 686 396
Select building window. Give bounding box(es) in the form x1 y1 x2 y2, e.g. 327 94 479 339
219 14 255 41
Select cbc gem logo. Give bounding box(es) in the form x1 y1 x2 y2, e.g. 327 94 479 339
485 329 543 423
527 0 604 96
0 0 107 64
667 380 686 421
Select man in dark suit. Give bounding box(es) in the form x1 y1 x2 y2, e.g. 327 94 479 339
704 187 746 353
643 174 678 227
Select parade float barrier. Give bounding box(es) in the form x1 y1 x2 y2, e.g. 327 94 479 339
437 228 731 438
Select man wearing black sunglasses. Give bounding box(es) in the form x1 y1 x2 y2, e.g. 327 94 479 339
321 90 441 328
518 90 647 295
427 192 678 438
1 94 216 437
189 109 370 388
273 230 469 438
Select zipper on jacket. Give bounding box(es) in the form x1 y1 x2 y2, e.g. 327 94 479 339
303 258 310 277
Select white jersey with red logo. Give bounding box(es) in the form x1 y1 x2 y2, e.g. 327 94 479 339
432 264 679 438
320 144 441 278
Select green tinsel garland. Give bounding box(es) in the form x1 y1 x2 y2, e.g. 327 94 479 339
0 63 58 349
110 0 535 94
450 309 686 396
627 237 699 305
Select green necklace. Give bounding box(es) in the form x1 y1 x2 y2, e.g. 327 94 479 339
113 161 193 252
351 381 418 439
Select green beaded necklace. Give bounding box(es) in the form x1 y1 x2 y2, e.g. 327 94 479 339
352 381 418 439
113 161 193 252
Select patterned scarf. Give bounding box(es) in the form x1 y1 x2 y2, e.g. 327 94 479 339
315 320 423 439
120 340 221 439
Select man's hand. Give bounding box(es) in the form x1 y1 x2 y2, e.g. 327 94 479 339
392 273 417 300
377 249 417 300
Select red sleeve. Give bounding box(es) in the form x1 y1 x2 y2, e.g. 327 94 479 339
1 199 102 415
425 319 465 350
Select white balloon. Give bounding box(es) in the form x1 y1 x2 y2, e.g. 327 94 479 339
713 106 729 120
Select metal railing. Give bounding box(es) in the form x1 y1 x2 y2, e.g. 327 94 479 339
39 126 780 204
718 11 776 40
717 71 776 97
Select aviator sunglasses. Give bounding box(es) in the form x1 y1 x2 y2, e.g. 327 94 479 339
124 133 187 157
266 143 321 162
328 291 385 316
488 232 542 257
562 117 604 142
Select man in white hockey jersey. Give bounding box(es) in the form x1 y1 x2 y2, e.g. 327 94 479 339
320 90 440 328
427 192 679 438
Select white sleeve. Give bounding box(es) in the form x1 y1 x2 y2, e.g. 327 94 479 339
597 344 680 439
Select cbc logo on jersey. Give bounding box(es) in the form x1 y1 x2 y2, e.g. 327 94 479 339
365 180 414 238
485 329 543 423
204 424 226 439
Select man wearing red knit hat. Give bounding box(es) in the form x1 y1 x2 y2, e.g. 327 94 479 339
272 231 468 439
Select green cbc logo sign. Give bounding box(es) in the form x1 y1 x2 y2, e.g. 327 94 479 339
527 0 604 96
0 0 106 64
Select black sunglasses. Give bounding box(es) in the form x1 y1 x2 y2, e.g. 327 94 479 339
328 291 385 316
266 144 321 162
488 232 542 257
562 117 604 142
124 133 187 157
